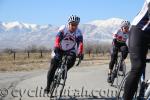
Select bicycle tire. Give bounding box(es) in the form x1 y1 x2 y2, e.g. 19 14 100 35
117 72 130 100
58 66 67 99
49 81 57 98
111 56 123 88
145 84 150 99
117 71 140 100
122 61 126 77
49 68 62 99
116 59 122 88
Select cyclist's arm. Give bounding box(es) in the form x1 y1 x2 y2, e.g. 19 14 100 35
54 25 65 48
112 31 119 46
54 31 63 48
76 30 83 55
77 35 83 55
76 34 84 61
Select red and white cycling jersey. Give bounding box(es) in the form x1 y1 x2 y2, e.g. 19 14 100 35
60 32 76 51
112 29 129 43
55 25 83 53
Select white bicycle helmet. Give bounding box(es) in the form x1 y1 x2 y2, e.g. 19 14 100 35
68 15 80 24
121 20 130 28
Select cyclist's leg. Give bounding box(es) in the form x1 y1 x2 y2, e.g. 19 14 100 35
119 45 128 71
67 51 76 71
120 44 128 61
109 46 118 74
124 26 148 100
108 46 118 83
45 52 63 91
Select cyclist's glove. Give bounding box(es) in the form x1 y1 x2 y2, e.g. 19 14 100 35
78 53 84 60
112 39 118 46
54 47 62 53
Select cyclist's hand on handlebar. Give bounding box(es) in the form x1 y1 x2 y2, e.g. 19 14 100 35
54 47 62 53
112 39 117 46
112 39 120 48
78 53 84 60
76 53 84 66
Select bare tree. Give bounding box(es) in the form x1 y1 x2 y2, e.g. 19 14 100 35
27 45 38 53
84 41 111 55
3 48 15 54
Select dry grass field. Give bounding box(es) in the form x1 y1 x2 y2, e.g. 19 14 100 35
0 52 130 72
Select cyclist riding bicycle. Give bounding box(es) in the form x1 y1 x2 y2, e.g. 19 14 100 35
124 0 150 100
44 15 84 93
107 20 130 83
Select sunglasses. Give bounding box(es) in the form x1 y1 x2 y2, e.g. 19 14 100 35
123 26 129 30
70 22 78 26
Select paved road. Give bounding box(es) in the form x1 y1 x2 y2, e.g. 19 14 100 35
0 63 150 100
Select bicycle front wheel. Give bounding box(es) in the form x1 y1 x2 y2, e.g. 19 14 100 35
49 68 62 99
117 72 130 100
145 84 150 100
58 66 67 99
49 80 57 98
122 61 126 77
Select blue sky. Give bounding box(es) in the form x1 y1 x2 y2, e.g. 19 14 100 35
0 0 144 25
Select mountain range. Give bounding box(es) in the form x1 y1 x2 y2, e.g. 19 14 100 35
0 18 123 50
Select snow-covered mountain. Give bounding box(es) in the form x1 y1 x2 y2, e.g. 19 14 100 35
0 18 123 50
0 21 58 50
81 18 123 41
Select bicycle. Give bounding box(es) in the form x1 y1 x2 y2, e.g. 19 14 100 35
49 52 82 99
145 79 150 99
117 59 150 100
110 52 126 87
